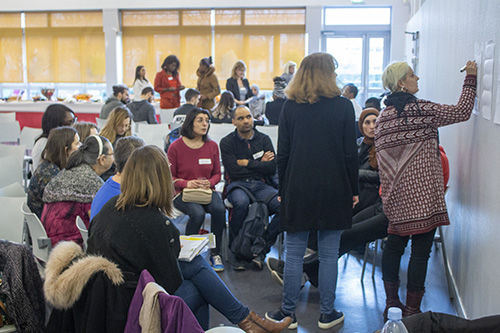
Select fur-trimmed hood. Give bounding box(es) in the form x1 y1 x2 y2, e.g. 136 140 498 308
44 241 124 309
196 65 215 78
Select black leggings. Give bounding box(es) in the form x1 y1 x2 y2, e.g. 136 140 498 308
382 228 437 291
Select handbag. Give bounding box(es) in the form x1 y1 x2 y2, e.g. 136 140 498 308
182 188 213 205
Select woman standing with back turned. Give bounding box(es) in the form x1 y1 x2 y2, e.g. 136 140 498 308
375 60 476 319
266 53 359 330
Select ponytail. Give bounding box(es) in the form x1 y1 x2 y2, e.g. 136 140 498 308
66 135 110 170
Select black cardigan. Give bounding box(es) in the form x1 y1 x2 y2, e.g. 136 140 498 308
87 196 183 294
277 96 359 232
226 77 253 102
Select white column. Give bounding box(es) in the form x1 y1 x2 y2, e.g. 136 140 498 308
103 8 123 98
306 6 323 55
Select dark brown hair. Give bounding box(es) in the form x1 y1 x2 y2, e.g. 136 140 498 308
42 127 78 169
180 108 210 142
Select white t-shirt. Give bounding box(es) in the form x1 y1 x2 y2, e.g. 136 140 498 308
351 99 363 121
32 137 48 171
132 79 153 101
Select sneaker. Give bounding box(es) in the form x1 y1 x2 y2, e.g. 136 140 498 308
266 257 284 275
266 309 298 330
232 259 246 271
210 255 224 272
252 254 265 270
318 310 344 329
271 270 284 286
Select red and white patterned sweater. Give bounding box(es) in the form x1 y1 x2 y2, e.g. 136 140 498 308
374 75 476 236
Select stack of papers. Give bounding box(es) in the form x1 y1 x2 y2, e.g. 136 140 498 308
178 235 210 262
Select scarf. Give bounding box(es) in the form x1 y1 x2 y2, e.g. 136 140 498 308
384 92 419 117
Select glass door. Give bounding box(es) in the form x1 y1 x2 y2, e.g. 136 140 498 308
324 33 389 107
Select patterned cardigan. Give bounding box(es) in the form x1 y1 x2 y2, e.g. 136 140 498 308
374 75 476 236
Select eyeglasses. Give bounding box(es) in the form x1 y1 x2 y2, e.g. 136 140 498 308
63 117 77 126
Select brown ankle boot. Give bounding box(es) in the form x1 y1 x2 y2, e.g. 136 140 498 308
383 281 405 321
404 289 425 317
238 311 293 333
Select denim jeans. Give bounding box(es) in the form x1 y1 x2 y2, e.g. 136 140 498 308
282 230 342 315
227 180 280 252
176 255 249 329
382 228 437 291
174 192 226 255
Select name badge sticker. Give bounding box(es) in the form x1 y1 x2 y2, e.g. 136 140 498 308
253 150 264 160
199 158 212 165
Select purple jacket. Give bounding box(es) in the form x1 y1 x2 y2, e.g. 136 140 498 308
125 270 203 333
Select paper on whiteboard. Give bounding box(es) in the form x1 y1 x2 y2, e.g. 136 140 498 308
481 41 495 120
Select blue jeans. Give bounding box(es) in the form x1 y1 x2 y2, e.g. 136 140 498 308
175 255 249 329
174 192 226 255
282 230 342 315
227 180 280 252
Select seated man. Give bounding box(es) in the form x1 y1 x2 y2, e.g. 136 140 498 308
220 106 281 271
174 88 200 116
100 84 130 119
127 87 158 124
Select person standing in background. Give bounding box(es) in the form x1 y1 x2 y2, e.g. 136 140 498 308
100 85 130 119
155 55 185 109
281 61 296 84
132 65 153 101
226 61 253 106
342 83 363 138
197 56 220 111
265 77 287 125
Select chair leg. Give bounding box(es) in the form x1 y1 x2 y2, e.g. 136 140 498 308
361 242 370 281
372 239 379 279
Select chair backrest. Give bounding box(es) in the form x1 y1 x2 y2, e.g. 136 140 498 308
0 143 26 163
208 123 235 147
133 120 147 134
0 195 27 243
95 117 107 130
0 155 23 188
76 216 88 249
0 182 26 197
0 112 16 122
159 108 176 124
136 123 170 141
20 127 43 151
0 121 21 144
255 125 279 152
21 202 51 263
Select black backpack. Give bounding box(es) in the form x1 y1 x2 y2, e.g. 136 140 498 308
227 185 275 262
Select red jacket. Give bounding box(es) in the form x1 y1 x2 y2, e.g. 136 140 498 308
154 70 182 109
42 201 90 247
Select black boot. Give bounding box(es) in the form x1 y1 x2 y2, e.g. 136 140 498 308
383 280 405 321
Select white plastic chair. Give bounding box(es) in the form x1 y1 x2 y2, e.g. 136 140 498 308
0 121 21 144
0 155 23 189
205 327 245 332
136 123 170 142
0 143 26 164
160 108 177 124
95 117 107 130
208 124 235 147
21 202 51 264
76 216 88 250
0 194 27 243
20 127 43 152
0 182 26 197
0 112 16 122
255 125 279 152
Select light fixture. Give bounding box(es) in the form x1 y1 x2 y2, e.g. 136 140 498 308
351 0 365 3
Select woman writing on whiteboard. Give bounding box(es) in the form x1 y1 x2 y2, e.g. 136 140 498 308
375 60 477 319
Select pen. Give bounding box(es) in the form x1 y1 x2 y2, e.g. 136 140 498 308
460 60 475 72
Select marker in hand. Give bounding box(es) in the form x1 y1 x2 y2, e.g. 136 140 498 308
460 60 475 72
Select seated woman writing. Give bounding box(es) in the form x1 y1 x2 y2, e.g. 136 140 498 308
87 145 291 332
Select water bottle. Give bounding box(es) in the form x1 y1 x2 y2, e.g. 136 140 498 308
381 307 409 333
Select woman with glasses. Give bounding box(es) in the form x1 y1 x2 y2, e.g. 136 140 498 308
42 135 113 247
32 104 76 170
99 107 132 180
167 108 226 272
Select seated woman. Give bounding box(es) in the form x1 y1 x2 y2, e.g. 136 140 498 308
73 121 98 142
211 91 235 124
28 127 80 218
354 108 381 215
246 84 266 120
32 104 76 170
167 108 226 272
42 135 114 247
87 145 291 332
99 107 132 181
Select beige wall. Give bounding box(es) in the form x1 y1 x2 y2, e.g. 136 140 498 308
406 0 500 319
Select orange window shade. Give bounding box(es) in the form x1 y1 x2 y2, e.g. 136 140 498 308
180 35 212 88
182 10 211 26
83 34 106 83
244 8 306 25
50 11 102 27
25 12 49 28
0 13 21 28
247 35 275 89
214 34 244 87
215 10 241 26
0 31 23 83
279 33 305 74
122 10 179 26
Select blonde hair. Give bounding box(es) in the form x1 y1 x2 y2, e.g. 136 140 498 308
283 61 296 73
285 53 342 104
100 107 132 143
382 62 411 93
116 145 173 216
231 60 247 79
